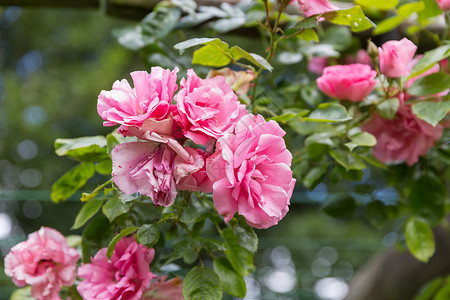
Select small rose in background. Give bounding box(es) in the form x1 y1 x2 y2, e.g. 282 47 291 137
206 67 256 96
297 0 338 17
317 64 377 102
345 49 373 67
308 56 328 74
77 236 156 300
142 276 184 300
436 0 450 11
378 38 417 78
4 227 79 300
362 104 443 166
206 114 296 229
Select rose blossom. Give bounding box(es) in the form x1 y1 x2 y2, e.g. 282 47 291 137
174 69 248 146
4 227 79 300
206 67 256 96
436 0 450 10
308 56 328 74
317 64 377 102
362 104 443 166
175 148 213 193
297 0 338 17
77 236 156 300
97 67 178 136
379 38 417 78
206 114 296 229
142 276 183 300
111 142 203 206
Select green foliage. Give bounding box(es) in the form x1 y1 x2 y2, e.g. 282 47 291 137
322 195 357 219
345 131 377 152
72 198 104 229
377 98 400 120
409 45 450 78
330 150 366 171
374 1 425 35
408 72 450 96
304 103 352 122
366 201 388 229
234 217 258 254
405 217 435 263
10 287 33 300
322 6 375 32
355 0 399 10
408 175 448 226
137 224 160 247
221 228 254 277
55 136 108 162
82 216 112 263
102 195 132 223
51 162 95 203
412 101 450 127
213 258 246 298
182 266 222 300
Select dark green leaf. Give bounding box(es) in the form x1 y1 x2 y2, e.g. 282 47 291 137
305 103 352 122
330 149 366 171
230 46 273 71
82 216 111 263
408 175 448 226
366 201 388 228
322 194 357 218
234 217 258 253
51 162 95 203
137 224 160 247
112 25 155 51
322 6 375 32
405 217 435 263
377 98 400 120
55 136 108 162
107 227 138 259
409 45 450 78
182 266 222 300
102 196 132 223
345 131 377 151
141 7 182 39
95 159 112 175
213 258 246 298
412 101 450 127
221 228 254 277
288 16 319 34
106 133 120 157
72 198 104 229
301 159 329 190
408 72 450 96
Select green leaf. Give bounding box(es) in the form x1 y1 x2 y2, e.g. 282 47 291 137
374 15 404 35
322 194 357 218
102 196 131 223
95 159 112 175
192 43 231 67
10 286 33 300
377 98 400 120
51 162 95 203
286 16 319 35
297 28 319 42
82 216 111 263
234 217 258 253
355 0 398 10
412 101 450 127
345 131 377 151
221 228 254 277
174 37 218 54
435 282 450 300
180 206 210 224
405 217 435 263
106 133 120 157
213 258 246 298
107 227 138 259
305 103 352 122
398 1 425 17
418 0 443 24
55 136 108 162
330 149 366 171
322 6 375 32
112 25 155 51
409 45 450 78
366 201 388 228
182 266 222 300
72 198 104 229
141 6 181 39
230 46 273 71
408 175 448 226
137 224 160 247
408 72 450 96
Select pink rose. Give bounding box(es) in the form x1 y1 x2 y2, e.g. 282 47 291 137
142 276 183 300
436 0 450 10
297 0 338 17
111 142 203 206
317 64 377 102
97 67 178 135
4 227 79 300
379 38 417 78
206 114 296 229
362 104 443 166
345 49 373 67
206 67 256 96
174 69 247 146
77 236 156 300
175 148 213 193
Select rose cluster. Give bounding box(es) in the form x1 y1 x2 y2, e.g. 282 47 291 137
315 37 445 166
98 67 295 229
4 227 182 300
